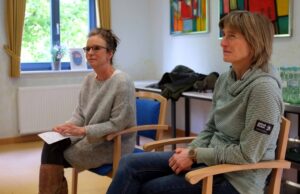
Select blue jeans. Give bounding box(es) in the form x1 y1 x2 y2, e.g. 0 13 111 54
106 152 239 194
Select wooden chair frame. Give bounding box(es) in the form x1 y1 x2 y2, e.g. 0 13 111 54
143 117 291 194
71 91 168 194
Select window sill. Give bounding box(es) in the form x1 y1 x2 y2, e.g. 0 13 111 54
21 69 93 75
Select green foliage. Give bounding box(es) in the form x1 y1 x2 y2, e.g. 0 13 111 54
60 0 89 49
21 0 89 62
22 0 50 62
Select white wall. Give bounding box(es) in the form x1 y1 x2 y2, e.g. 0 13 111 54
111 0 155 80
0 0 300 138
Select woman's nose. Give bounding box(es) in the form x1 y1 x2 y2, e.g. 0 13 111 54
220 37 229 48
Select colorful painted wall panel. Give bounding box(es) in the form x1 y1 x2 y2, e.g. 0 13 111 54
170 0 208 35
219 0 292 37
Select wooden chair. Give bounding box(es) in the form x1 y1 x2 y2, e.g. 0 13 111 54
143 117 291 194
71 91 168 194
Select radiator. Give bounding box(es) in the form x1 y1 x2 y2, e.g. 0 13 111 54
18 85 81 134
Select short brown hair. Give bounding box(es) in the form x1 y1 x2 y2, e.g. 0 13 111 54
219 11 274 71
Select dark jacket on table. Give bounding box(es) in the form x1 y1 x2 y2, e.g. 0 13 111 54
148 65 219 101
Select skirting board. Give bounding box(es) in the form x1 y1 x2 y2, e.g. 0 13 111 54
0 134 41 145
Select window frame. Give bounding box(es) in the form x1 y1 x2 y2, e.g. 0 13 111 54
21 0 96 72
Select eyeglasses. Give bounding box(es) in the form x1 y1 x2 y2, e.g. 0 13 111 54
83 45 107 53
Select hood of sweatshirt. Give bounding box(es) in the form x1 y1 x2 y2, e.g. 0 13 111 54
225 65 282 97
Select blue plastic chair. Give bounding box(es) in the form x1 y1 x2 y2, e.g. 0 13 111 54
71 91 168 194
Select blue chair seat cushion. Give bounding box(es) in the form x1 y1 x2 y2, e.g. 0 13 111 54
133 147 145 153
88 147 145 175
89 164 112 176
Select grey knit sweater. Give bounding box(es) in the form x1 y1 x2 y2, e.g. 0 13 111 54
64 70 136 170
189 65 284 194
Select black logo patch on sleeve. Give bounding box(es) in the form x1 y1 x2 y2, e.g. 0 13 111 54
254 120 274 135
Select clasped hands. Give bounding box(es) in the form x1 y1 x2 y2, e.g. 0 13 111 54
169 148 194 174
53 123 86 137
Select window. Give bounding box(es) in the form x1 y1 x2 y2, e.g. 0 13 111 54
21 0 96 71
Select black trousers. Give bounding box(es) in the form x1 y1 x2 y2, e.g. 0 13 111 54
41 138 72 167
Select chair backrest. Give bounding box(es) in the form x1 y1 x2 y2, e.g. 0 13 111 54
135 91 167 144
267 116 291 194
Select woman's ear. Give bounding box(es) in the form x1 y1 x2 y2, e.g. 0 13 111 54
106 50 114 62
109 51 114 58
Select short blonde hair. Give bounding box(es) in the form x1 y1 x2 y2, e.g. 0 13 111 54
219 11 274 71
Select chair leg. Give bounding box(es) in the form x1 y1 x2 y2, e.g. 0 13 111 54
202 176 213 194
71 168 78 194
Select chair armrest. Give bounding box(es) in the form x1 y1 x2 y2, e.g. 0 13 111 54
106 124 169 141
143 137 196 151
186 160 291 185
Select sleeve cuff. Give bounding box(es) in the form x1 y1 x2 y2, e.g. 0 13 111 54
195 147 215 165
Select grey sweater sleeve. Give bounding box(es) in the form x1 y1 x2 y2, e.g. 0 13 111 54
188 81 220 149
188 109 216 148
66 76 89 126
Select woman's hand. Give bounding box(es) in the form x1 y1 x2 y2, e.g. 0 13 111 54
168 148 194 174
53 123 86 137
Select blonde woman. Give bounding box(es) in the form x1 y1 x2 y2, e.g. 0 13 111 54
107 11 283 194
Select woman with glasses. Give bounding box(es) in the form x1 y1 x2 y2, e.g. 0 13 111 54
38 28 136 194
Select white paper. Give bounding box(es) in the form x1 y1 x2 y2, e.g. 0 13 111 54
38 131 70 144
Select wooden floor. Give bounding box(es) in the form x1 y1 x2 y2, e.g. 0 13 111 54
0 140 111 194
0 131 177 194
1 133 298 194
